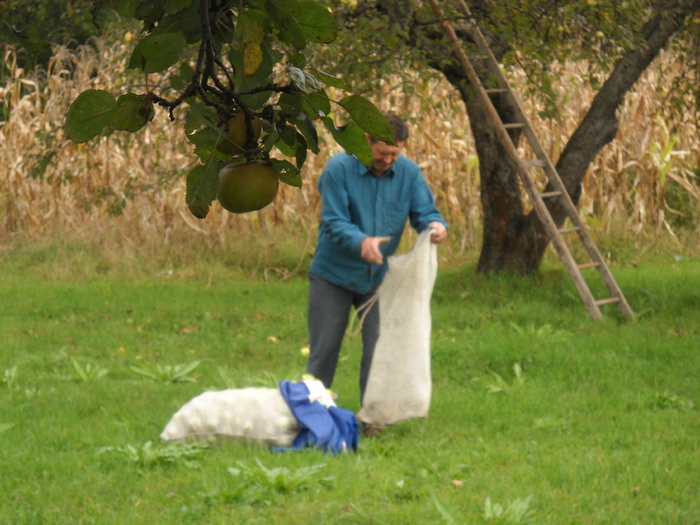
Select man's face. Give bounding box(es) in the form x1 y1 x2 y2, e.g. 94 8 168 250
370 140 404 176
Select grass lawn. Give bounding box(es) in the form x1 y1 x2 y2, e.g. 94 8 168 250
1 247 698 524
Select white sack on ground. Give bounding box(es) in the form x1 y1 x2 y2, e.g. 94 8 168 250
356 228 438 426
160 387 299 446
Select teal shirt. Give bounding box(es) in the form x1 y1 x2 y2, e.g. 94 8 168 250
309 152 447 294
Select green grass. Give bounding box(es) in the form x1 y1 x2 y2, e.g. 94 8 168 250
1 246 698 524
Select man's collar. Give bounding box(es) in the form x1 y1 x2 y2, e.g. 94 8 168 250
361 166 396 178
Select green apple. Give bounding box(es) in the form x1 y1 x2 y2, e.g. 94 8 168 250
217 162 279 214
216 113 262 156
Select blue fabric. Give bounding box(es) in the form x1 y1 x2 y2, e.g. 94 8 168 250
309 152 447 294
276 380 359 454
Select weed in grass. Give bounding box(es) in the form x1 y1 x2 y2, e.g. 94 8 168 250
0 422 16 435
2 366 18 388
483 363 525 394
129 360 201 384
213 365 239 389
71 358 109 382
483 495 536 524
97 440 208 468
650 391 695 412
227 459 333 502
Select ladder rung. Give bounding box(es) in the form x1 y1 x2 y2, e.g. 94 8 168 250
578 262 601 269
541 191 562 198
470 55 489 61
503 123 525 129
522 160 546 167
485 88 509 94
559 227 580 234
595 297 621 306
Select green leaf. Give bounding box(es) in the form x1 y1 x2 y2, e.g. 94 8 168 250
296 0 337 43
0 20 19 45
109 0 140 18
338 95 396 145
269 158 302 188
65 90 117 143
4 24 50 54
275 127 298 157
164 0 192 15
287 111 319 153
135 0 166 25
187 127 221 151
267 3 307 50
266 0 303 18
277 128 308 171
179 61 195 83
227 46 279 108
154 2 202 43
307 68 351 91
186 162 220 219
293 134 308 172
320 117 373 166
113 93 154 132
129 32 186 73
301 91 331 119
184 103 219 134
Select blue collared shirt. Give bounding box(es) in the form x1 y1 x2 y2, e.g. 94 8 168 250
309 152 447 294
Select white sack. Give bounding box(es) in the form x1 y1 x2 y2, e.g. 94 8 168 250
160 387 299 446
356 228 438 426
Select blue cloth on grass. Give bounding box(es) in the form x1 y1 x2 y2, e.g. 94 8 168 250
275 380 359 454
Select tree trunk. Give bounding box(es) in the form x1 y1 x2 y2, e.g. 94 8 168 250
415 0 698 274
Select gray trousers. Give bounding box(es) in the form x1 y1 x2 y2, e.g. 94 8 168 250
306 272 380 402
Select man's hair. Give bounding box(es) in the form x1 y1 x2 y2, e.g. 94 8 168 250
369 113 409 143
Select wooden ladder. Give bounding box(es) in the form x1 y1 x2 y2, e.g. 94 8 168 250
427 0 634 321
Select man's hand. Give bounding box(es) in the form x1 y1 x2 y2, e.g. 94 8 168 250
428 222 447 244
361 236 391 265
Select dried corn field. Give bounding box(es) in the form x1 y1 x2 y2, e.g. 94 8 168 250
1 39 698 271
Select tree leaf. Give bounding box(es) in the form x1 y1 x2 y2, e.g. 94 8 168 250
153 2 202 44
129 32 186 73
301 91 331 119
186 161 221 219
65 89 117 143
135 0 166 25
320 117 373 166
296 0 337 43
0 20 20 45
338 95 396 145
270 158 302 188
113 93 154 132
227 46 279 108
267 6 307 50
164 0 192 15
240 12 266 75
307 68 351 91
289 66 308 92
267 0 303 18
288 111 319 154
0 21 48 54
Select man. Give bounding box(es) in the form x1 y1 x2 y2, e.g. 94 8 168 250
306 114 448 404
